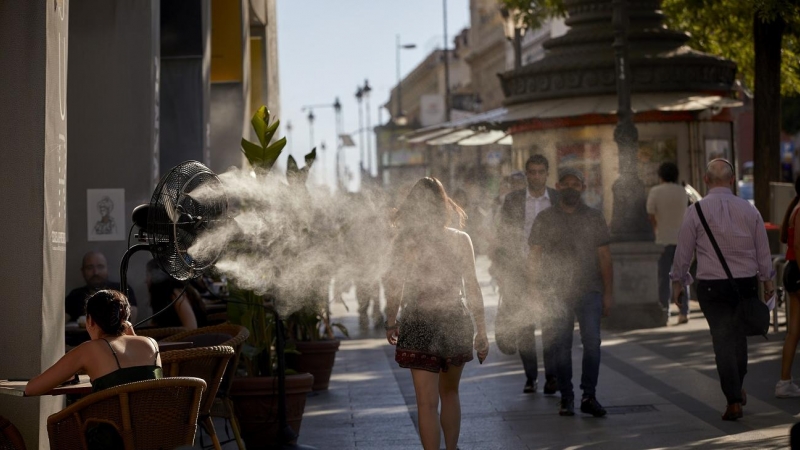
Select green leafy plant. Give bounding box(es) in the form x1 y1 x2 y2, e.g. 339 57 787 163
226 106 318 377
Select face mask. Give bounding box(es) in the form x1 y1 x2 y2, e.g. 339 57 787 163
560 188 582 206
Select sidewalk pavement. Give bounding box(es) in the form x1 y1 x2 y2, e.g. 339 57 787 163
284 256 800 450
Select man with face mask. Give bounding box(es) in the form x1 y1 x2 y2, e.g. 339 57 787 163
528 167 613 417
495 155 559 394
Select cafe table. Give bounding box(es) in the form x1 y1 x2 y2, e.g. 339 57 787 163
0 375 93 397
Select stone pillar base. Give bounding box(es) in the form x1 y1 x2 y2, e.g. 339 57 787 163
604 241 666 330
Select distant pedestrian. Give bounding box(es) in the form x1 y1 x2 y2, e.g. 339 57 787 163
528 167 613 417
647 162 690 324
776 176 800 398
496 155 559 394
385 177 489 450
671 159 774 420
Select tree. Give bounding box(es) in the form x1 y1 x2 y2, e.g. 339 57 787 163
503 0 799 220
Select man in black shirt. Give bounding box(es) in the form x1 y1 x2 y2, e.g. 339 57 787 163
528 168 613 417
65 251 137 322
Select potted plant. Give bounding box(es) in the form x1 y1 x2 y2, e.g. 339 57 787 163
285 290 349 391
224 106 315 449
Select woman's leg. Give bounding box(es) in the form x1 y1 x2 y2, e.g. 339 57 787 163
439 364 464 450
780 292 800 380
411 369 441 450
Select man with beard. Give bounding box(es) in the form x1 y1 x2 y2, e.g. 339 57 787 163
528 167 613 417
65 251 137 322
496 155 558 394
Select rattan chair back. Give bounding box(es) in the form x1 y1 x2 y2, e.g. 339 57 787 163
160 345 234 416
161 324 249 396
47 377 206 450
134 326 188 340
0 415 26 450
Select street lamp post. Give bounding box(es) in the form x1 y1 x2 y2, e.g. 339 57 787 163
395 35 416 124
356 86 364 172
307 110 315 152
363 79 373 175
610 0 652 242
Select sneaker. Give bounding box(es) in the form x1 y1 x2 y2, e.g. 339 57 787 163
543 377 558 395
559 398 575 416
676 314 689 325
775 379 800 398
580 396 607 417
523 379 538 394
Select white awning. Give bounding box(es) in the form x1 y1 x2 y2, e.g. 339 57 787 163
402 92 742 146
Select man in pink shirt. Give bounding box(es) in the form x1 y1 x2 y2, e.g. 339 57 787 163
670 159 774 421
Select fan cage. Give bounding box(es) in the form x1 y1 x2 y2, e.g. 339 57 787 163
147 161 228 281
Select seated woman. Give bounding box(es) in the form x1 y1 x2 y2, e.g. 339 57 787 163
26 290 162 396
147 259 207 329
28 290 162 448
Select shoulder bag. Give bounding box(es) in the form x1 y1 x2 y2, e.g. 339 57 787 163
695 202 770 338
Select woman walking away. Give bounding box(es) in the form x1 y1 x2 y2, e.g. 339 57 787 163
385 177 490 450
777 176 800 398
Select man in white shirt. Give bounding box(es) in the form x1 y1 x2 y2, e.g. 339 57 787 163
495 155 559 394
647 162 689 324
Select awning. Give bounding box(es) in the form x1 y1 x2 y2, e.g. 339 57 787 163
402 92 742 146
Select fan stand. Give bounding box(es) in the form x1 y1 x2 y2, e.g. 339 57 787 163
119 243 150 298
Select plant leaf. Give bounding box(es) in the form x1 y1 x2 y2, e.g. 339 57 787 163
304 147 317 168
331 322 350 338
263 119 280 147
257 137 286 171
241 138 265 167
287 155 299 174
251 107 269 148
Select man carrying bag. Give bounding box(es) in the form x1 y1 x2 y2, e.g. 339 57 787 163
670 159 774 421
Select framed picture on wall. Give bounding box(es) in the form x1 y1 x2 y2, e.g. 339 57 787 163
87 189 125 242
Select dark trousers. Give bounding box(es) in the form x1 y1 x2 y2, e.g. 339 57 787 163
697 277 757 405
519 322 556 383
506 280 555 383
357 280 382 322
546 292 603 400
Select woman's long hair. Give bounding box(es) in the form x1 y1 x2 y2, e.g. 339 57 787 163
393 177 466 236
781 176 800 244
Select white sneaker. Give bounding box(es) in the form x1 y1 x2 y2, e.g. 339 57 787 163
775 379 800 398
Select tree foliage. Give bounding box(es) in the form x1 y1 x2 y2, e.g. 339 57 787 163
500 0 800 95
662 0 800 96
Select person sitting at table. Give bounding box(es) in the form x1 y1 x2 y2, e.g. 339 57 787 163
26 290 162 396
65 251 138 323
28 290 162 448
147 259 207 329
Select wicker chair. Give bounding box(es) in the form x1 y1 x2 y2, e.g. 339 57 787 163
0 415 26 450
161 345 235 450
47 377 206 450
161 324 249 450
134 326 188 340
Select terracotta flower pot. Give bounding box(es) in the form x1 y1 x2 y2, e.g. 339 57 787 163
286 339 340 391
229 373 314 449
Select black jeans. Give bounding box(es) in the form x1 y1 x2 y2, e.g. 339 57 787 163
697 277 758 405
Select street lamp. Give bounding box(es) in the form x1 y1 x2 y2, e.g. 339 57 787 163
609 0 652 241
363 79 373 174
501 7 526 69
395 35 416 126
355 86 365 172
307 110 315 151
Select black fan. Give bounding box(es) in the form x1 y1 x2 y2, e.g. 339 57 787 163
120 160 227 302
